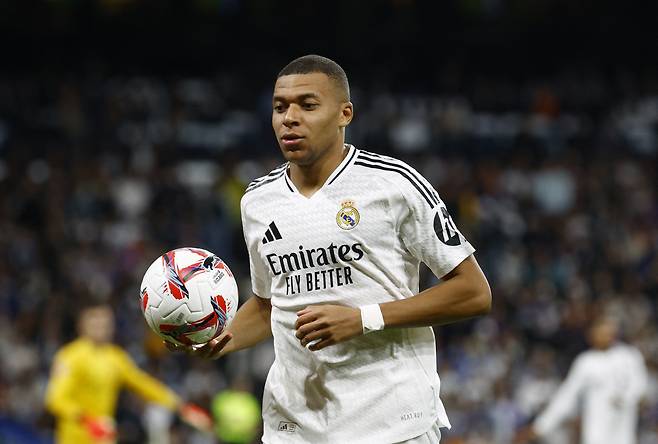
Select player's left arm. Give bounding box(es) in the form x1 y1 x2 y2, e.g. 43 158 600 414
296 171 491 351
116 348 181 409
381 254 490 327
117 348 214 432
629 347 649 404
295 255 489 350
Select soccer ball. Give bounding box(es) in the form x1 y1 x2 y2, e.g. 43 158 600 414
139 247 238 346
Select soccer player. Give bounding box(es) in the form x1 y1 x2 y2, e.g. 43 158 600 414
169 54 492 443
45 303 211 443
515 316 648 444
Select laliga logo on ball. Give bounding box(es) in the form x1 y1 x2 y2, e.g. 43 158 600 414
336 199 360 230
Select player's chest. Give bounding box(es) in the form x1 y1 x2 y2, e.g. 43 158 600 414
252 188 391 258
585 355 634 391
75 353 121 388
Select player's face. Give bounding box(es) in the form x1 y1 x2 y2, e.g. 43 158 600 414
79 306 115 344
588 319 617 349
272 73 352 166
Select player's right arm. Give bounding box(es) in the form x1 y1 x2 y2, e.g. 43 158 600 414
194 192 275 358
514 356 588 443
199 294 272 359
167 294 272 359
167 193 274 358
531 355 587 437
44 350 83 420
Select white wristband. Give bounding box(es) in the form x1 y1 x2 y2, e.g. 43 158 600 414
360 304 385 334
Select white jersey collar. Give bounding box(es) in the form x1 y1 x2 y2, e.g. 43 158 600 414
283 143 358 194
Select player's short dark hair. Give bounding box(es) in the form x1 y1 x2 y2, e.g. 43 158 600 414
277 55 350 101
591 314 619 329
75 299 112 319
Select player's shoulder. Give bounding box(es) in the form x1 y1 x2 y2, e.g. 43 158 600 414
612 343 644 360
56 338 91 361
106 344 132 361
354 149 418 173
353 148 440 208
241 162 288 203
577 347 623 366
55 341 77 358
576 349 597 363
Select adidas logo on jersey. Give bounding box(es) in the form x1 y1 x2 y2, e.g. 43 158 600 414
262 221 283 244
277 421 298 433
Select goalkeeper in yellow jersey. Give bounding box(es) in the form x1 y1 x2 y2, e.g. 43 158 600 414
45 303 211 443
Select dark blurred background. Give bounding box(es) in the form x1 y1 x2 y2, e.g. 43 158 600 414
0 1 657 443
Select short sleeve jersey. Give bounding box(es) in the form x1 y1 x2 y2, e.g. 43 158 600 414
534 344 648 444
240 145 475 444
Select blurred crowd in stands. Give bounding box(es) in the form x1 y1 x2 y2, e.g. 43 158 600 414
0 67 656 443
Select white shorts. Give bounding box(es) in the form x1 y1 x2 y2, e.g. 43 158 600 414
395 420 442 444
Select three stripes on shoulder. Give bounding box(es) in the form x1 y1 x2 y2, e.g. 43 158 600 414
243 151 440 211
355 151 440 209
245 163 287 194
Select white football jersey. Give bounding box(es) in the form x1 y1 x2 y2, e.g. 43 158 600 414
240 144 475 444
534 344 648 444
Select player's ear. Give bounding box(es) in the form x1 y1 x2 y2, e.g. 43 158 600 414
339 102 353 128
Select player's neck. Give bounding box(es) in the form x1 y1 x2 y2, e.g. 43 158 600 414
289 142 348 197
81 334 111 346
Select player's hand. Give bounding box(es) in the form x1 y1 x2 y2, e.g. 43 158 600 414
81 415 116 442
163 331 233 360
178 402 214 434
513 425 539 443
295 304 362 351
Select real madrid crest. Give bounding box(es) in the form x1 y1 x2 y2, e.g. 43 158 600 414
336 200 360 230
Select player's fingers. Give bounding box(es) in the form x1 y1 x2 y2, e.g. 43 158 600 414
164 341 180 351
309 337 334 351
164 341 190 353
294 312 318 330
300 328 327 346
196 332 232 359
193 337 218 358
295 320 324 339
296 306 313 316
206 332 233 359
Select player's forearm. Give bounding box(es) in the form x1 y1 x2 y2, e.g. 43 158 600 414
533 399 568 437
532 367 583 436
125 371 180 410
380 257 491 328
220 295 272 356
45 399 81 419
45 387 82 420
